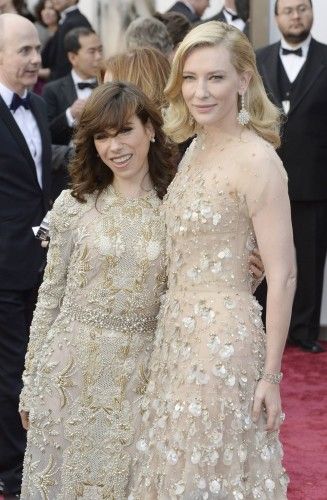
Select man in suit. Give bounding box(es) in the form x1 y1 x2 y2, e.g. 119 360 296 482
207 0 250 36
168 0 209 24
50 0 92 80
0 13 51 497
256 0 327 353
43 26 102 199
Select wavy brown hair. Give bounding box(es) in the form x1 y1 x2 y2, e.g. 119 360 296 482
70 82 176 202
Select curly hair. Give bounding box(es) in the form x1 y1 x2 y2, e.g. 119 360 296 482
70 82 176 203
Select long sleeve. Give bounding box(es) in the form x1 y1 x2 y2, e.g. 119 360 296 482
19 190 76 411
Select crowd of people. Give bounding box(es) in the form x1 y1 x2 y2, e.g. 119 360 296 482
0 0 325 498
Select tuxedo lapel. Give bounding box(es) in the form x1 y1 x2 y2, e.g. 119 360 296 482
29 95 51 200
289 39 326 116
62 74 77 106
0 95 38 181
259 43 282 108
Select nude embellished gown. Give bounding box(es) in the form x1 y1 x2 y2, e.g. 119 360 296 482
129 135 290 499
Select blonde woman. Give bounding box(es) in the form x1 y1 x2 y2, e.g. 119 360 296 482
129 21 296 499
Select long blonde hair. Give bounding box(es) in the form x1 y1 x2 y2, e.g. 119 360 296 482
164 21 281 148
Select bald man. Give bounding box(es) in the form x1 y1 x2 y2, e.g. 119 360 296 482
0 14 51 497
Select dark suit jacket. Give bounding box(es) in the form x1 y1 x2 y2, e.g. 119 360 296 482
256 38 327 201
168 1 201 23
51 9 92 80
206 9 250 38
0 93 51 290
43 73 77 145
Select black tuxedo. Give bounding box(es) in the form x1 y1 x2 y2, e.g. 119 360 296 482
43 73 77 145
51 8 92 80
168 1 201 23
206 9 250 38
0 93 51 495
256 38 327 343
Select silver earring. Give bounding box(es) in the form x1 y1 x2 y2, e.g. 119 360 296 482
150 136 155 143
237 93 250 126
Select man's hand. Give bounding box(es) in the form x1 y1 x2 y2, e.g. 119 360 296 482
69 98 87 121
20 410 30 431
249 248 264 279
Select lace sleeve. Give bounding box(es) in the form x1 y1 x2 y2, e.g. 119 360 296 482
19 190 77 411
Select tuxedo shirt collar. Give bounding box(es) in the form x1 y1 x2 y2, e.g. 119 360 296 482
280 33 312 59
0 82 28 109
71 69 96 86
180 0 196 14
59 4 79 23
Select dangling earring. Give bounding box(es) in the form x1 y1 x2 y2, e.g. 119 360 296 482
188 114 195 128
150 136 155 143
237 93 250 126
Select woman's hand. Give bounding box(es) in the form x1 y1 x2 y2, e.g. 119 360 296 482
252 379 283 432
249 248 264 280
20 410 30 431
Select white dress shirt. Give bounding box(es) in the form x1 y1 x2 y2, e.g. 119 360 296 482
66 69 97 127
279 34 311 113
280 34 311 83
0 82 43 188
223 9 246 32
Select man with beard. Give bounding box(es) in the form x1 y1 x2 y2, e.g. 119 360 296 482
256 0 327 353
206 0 250 37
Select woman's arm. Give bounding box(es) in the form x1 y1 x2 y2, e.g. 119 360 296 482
19 191 76 416
245 147 296 431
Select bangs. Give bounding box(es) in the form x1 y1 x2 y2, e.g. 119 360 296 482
81 82 143 137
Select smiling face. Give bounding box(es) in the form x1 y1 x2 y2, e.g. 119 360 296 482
181 44 249 131
0 17 41 94
94 114 154 185
275 0 313 44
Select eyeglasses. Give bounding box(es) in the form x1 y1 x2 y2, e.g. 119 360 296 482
278 4 311 16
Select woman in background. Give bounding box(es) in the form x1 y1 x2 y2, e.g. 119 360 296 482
100 46 171 111
33 0 59 94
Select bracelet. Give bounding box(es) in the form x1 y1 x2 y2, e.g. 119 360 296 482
260 372 283 384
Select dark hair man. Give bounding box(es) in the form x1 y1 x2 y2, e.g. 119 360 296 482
256 0 327 353
0 13 51 497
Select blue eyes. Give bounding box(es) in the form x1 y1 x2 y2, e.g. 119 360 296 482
182 75 224 81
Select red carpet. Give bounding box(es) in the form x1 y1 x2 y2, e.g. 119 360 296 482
281 342 327 499
1 343 326 499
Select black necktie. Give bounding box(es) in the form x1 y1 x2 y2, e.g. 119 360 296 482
10 92 30 112
77 82 97 90
282 47 303 57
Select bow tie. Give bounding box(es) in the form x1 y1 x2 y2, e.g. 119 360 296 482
282 47 303 57
224 9 239 21
77 81 97 90
10 92 30 112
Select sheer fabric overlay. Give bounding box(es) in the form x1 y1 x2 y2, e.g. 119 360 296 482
129 133 290 500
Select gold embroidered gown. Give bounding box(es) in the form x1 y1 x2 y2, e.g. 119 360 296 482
19 187 166 499
129 136 289 499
